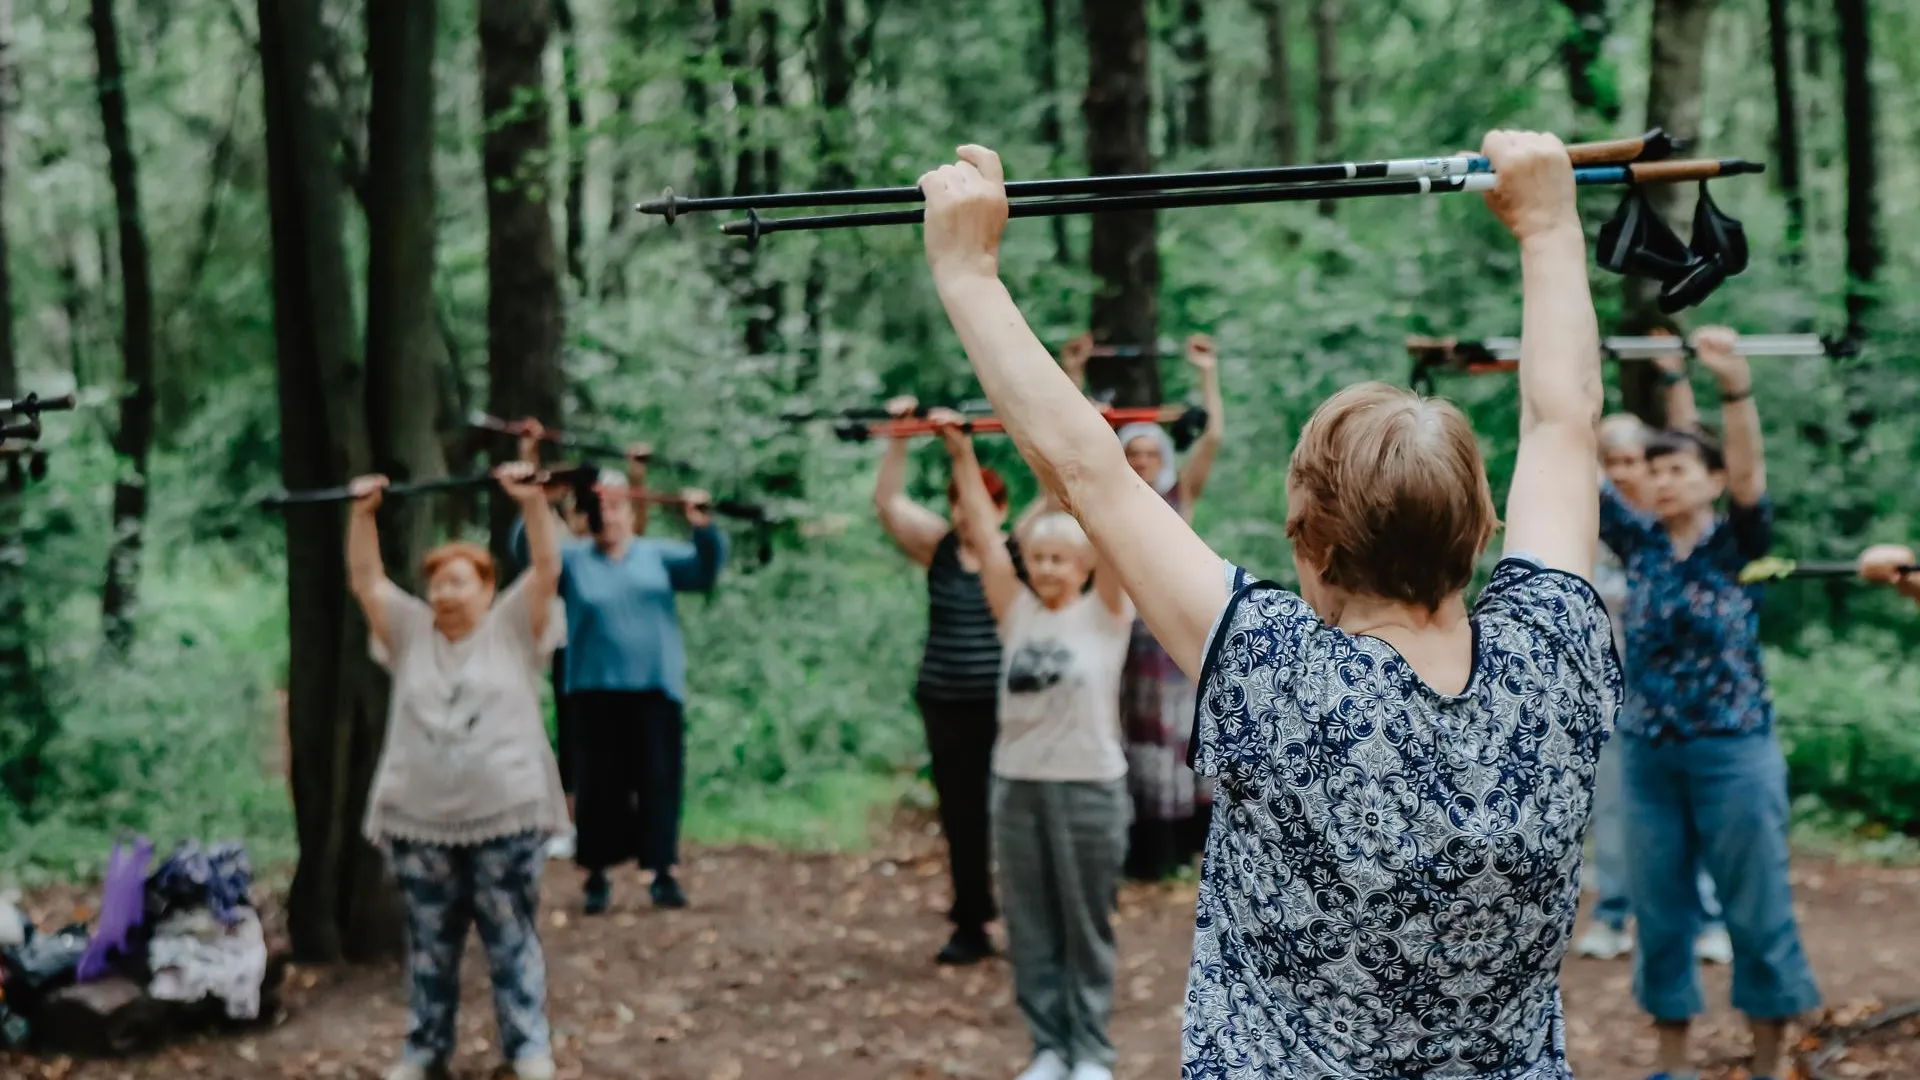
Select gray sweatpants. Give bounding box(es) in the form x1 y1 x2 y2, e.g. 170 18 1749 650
992 777 1131 1069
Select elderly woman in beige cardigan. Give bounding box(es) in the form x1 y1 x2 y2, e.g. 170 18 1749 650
347 462 568 1080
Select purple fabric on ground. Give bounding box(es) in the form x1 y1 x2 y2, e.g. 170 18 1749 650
76 837 153 983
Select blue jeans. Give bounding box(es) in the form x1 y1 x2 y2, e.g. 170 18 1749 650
1589 737 1722 931
1621 732 1821 1021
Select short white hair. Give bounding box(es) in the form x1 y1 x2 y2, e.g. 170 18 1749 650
1597 413 1648 452
1026 511 1090 552
597 468 629 490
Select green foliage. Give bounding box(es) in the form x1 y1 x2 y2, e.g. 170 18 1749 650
8 0 1920 879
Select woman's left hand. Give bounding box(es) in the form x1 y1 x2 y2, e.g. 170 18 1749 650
493 461 546 504
1858 543 1917 584
1185 333 1218 372
927 407 971 455
1691 326 1750 391
920 145 1008 283
681 488 714 528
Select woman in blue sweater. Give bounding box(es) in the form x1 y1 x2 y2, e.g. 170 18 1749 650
514 459 727 914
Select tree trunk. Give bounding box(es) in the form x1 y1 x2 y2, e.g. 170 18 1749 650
803 0 855 390
745 9 783 362
365 0 450 590
555 0 587 296
1766 0 1805 259
257 0 402 964
1835 0 1876 340
1618 0 1717 424
90 0 157 653
1174 0 1210 152
1310 0 1339 215
0 0 54 812
1082 0 1160 407
1252 0 1298 165
480 0 565 571
1558 0 1621 125
1036 0 1072 263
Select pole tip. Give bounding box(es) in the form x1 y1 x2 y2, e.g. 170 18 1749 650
639 187 679 224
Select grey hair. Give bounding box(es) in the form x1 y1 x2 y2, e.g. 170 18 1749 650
1597 413 1649 452
598 468 630 490
1026 511 1091 551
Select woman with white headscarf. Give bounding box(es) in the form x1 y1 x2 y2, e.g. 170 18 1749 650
1059 332 1226 880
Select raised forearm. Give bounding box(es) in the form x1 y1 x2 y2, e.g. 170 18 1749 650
1719 397 1766 502
346 509 386 597
948 440 1000 555
1664 371 1700 431
872 435 910 512
519 495 562 583
934 274 1128 511
1516 226 1604 434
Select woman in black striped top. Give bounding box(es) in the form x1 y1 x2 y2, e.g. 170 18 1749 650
874 394 1031 965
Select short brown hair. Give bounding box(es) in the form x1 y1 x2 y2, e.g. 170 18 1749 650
947 466 1010 508
1285 382 1497 610
421 541 496 588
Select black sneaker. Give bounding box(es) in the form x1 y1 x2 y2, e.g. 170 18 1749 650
583 870 611 915
650 871 687 909
936 925 995 965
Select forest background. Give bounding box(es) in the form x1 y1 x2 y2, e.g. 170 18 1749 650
1 0 1918 962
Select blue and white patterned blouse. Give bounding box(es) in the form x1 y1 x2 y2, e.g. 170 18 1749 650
1598 483 1773 743
1183 557 1620 1079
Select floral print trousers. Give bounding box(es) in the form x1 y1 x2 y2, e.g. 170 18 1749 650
388 832 550 1067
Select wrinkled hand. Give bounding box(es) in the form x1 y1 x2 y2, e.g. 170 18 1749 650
1478 130 1579 246
493 461 546 504
884 395 920 419
626 442 654 466
1690 326 1750 390
1060 334 1095 380
515 417 545 464
920 145 1008 282
349 474 388 514
1858 544 1917 585
1185 333 1218 372
926 407 972 455
1647 328 1687 376
680 487 714 528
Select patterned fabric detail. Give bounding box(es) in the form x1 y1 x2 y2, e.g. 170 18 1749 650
390 832 550 1067
1183 558 1620 1080
1599 483 1773 742
917 532 1025 702
1590 543 1628 663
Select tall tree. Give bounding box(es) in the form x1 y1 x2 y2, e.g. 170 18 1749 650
0 0 53 811
1174 0 1211 152
1766 0 1805 258
803 0 855 387
365 0 449 585
1251 0 1298 165
1558 0 1622 126
1618 0 1717 423
258 0 401 963
480 0 565 569
90 0 157 652
1083 0 1161 407
1310 0 1339 215
555 0 588 295
1835 0 1876 339
1035 0 1072 262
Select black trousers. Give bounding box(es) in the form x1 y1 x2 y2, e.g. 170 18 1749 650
552 650 575 795
916 693 999 930
571 690 685 873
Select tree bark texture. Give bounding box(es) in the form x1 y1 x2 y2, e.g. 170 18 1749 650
480 0 565 572
1252 0 1297 165
1766 0 1805 259
365 0 451 590
555 0 587 295
1083 0 1161 407
1618 0 1716 424
803 0 854 391
257 0 402 964
1835 0 1876 339
90 0 157 652
1036 0 1073 263
1310 0 1339 216
1174 0 1211 151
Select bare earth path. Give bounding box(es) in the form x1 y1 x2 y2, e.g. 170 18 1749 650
7 816 1918 1080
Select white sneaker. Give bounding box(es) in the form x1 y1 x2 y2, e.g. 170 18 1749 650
1575 921 1634 960
1015 1050 1070 1080
1069 1063 1115 1080
510 1054 557 1080
1695 925 1733 965
545 829 576 861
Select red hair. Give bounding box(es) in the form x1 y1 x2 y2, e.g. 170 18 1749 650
421 541 497 588
947 466 1010 508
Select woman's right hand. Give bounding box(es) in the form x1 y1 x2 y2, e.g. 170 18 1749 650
1478 129 1579 246
349 474 388 514
885 394 919 419
516 417 544 464
1858 544 1917 584
1648 328 1686 376
927 407 971 455
1060 334 1094 383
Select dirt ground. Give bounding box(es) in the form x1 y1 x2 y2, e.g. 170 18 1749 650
6 814 1918 1080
